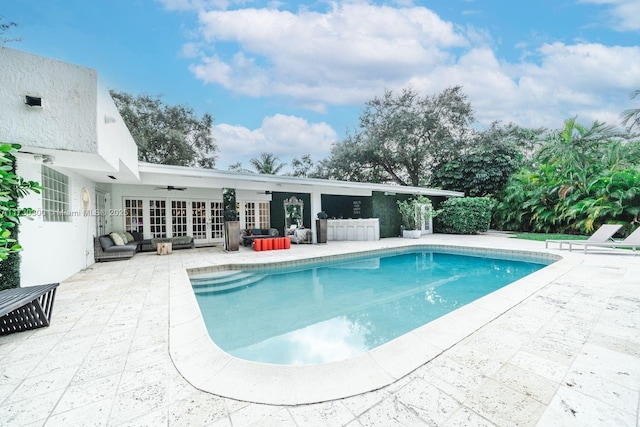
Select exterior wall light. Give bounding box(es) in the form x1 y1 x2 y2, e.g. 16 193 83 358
25 95 42 107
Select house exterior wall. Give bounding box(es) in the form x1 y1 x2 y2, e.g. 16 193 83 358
0 47 98 153
96 82 139 177
1 48 140 286
17 158 97 286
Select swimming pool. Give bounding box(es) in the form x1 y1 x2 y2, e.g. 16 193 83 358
191 248 549 365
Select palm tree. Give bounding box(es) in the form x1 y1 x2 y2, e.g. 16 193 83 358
535 117 619 188
621 89 640 131
249 153 286 175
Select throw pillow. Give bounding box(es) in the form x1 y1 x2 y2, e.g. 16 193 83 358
118 232 128 243
125 231 135 242
110 232 125 246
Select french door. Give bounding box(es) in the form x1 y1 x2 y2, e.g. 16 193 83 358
172 200 224 245
125 197 224 245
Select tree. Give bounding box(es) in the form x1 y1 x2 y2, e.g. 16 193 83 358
290 154 315 177
431 122 544 197
320 86 475 186
535 117 622 189
621 89 640 132
249 153 286 175
110 90 217 168
493 118 639 234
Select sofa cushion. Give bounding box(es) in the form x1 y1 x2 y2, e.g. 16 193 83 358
172 236 193 245
110 232 125 246
103 244 136 253
99 235 114 249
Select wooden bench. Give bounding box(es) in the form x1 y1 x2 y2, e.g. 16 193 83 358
0 283 60 335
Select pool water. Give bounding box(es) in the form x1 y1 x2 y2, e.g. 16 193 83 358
191 250 547 365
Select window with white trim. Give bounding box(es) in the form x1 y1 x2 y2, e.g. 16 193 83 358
172 200 187 236
258 202 270 228
149 200 167 237
124 199 144 233
41 166 70 222
210 201 224 239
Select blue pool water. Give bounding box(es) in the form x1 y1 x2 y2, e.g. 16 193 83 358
191 250 548 365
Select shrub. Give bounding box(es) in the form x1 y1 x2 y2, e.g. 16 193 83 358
435 197 493 234
396 195 433 230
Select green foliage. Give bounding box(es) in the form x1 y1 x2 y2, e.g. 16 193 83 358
372 192 403 238
0 143 42 288
494 117 640 235
290 154 315 177
0 233 20 290
621 89 640 132
222 188 237 221
230 153 287 175
431 122 544 197
110 90 217 168
319 86 475 186
435 197 493 234
513 233 589 242
249 153 286 175
396 195 433 230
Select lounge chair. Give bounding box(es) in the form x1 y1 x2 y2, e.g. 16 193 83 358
545 224 622 250
0 283 59 335
575 227 640 254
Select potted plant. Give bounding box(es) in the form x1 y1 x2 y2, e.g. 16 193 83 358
316 211 328 243
223 208 240 251
397 196 434 239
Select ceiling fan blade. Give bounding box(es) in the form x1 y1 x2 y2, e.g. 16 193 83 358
154 186 187 191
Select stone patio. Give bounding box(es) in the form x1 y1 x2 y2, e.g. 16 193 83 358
1 234 638 426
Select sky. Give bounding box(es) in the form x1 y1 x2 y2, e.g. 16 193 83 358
3 0 640 171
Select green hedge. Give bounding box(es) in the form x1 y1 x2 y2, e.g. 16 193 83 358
435 197 493 234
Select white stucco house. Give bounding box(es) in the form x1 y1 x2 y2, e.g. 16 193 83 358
0 47 463 287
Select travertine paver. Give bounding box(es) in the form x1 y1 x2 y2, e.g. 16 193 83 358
0 234 638 426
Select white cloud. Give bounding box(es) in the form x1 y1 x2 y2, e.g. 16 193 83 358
212 114 338 170
186 2 639 130
190 3 467 107
578 0 640 31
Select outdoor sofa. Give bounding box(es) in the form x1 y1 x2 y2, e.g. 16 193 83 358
94 232 194 262
240 228 279 247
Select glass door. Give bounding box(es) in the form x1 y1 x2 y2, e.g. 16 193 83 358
191 201 208 244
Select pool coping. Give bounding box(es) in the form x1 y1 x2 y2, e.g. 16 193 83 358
168 244 574 405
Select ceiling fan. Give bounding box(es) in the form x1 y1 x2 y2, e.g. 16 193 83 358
155 185 187 191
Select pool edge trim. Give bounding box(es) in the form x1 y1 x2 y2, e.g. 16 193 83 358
169 244 574 405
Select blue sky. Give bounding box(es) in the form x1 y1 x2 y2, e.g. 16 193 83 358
4 0 640 171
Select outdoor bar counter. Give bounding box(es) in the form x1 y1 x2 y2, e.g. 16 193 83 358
326 218 380 241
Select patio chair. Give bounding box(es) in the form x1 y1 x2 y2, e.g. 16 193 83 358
575 227 640 254
0 283 59 335
545 224 622 250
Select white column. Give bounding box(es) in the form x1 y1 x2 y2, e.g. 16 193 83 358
310 190 323 243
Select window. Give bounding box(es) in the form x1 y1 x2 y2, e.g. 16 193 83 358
191 201 207 240
210 202 224 239
245 201 271 229
124 199 144 233
245 202 256 229
172 200 187 237
41 166 70 222
258 202 270 229
149 200 167 238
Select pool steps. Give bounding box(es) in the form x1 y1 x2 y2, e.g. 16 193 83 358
191 271 266 294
